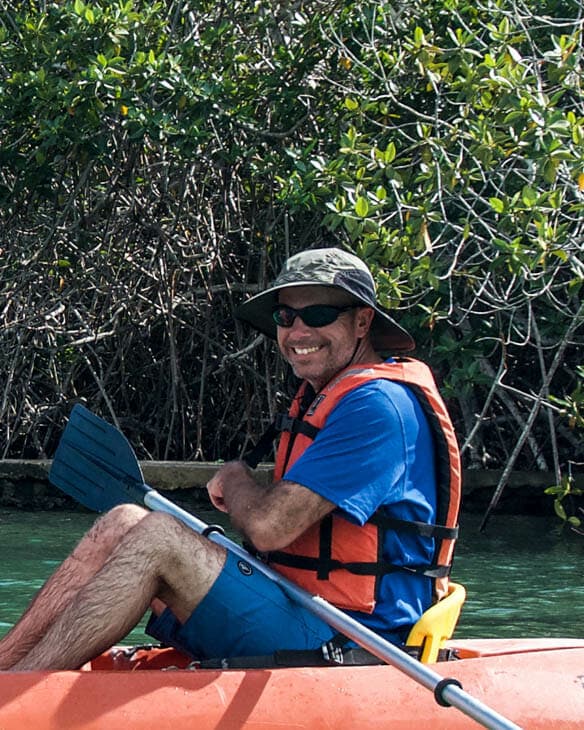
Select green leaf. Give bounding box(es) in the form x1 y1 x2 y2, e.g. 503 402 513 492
507 46 521 63
345 97 359 111
549 190 563 209
554 501 567 521
543 159 558 183
384 142 396 164
489 197 505 213
521 186 538 207
355 196 369 217
414 27 425 46
552 249 568 263
548 119 571 135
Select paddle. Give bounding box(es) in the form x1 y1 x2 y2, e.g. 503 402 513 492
49 404 521 730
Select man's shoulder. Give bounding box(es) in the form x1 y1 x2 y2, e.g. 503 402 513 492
327 378 427 435
319 380 412 431
339 377 417 408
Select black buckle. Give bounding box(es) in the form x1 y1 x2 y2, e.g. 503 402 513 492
321 639 345 665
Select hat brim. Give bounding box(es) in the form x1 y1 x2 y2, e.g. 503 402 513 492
235 282 415 353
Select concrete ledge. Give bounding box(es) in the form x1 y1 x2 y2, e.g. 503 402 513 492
0 460 53 481
0 459 274 490
0 459 581 513
1 459 582 489
0 459 274 510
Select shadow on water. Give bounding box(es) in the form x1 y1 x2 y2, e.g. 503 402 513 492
1 508 582 643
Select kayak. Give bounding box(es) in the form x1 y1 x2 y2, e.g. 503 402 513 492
9 411 580 728
1 638 583 729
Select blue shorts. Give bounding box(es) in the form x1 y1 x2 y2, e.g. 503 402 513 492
145 550 336 659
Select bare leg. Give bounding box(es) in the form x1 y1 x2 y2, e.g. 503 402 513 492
12 511 226 671
0 504 147 670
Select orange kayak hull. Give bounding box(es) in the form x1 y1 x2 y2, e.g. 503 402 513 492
1 639 583 729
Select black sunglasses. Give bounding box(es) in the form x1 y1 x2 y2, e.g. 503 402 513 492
272 303 359 328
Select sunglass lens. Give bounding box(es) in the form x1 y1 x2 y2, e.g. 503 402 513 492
272 306 295 327
272 305 344 328
302 306 338 327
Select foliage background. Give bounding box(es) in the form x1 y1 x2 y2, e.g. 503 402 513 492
1 1 582 493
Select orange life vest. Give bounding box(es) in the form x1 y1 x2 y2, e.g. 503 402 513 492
265 359 461 614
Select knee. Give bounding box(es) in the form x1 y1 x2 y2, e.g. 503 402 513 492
79 504 148 554
66 504 148 574
130 512 216 562
106 504 149 531
134 511 194 548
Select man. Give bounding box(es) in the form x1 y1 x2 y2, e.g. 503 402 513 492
0 247 459 671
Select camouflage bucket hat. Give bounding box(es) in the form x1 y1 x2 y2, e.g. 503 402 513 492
236 247 415 352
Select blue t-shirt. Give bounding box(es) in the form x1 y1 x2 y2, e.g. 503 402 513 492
284 378 437 644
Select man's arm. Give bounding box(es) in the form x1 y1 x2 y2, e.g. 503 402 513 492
207 461 335 552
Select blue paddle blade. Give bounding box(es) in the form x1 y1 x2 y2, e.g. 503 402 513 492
49 404 150 512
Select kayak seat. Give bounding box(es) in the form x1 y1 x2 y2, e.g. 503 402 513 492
405 581 466 663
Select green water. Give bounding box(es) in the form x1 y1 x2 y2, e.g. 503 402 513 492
1 508 582 645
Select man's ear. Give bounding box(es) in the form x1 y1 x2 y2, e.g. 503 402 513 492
355 307 375 335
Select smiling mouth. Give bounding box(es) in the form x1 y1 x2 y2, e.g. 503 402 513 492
292 345 321 355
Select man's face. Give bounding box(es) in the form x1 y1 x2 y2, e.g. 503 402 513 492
276 285 374 391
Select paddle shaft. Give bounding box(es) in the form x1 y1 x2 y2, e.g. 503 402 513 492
143 488 521 730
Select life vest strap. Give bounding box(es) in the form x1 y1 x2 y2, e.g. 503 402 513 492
242 423 280 469
273 412 320 439
318 513 333 580
242 412 320 469
267 550 451 579
370 513 459 540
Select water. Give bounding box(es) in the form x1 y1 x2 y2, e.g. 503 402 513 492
1 508 582 645
454 512 584 639
0 510 153 644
